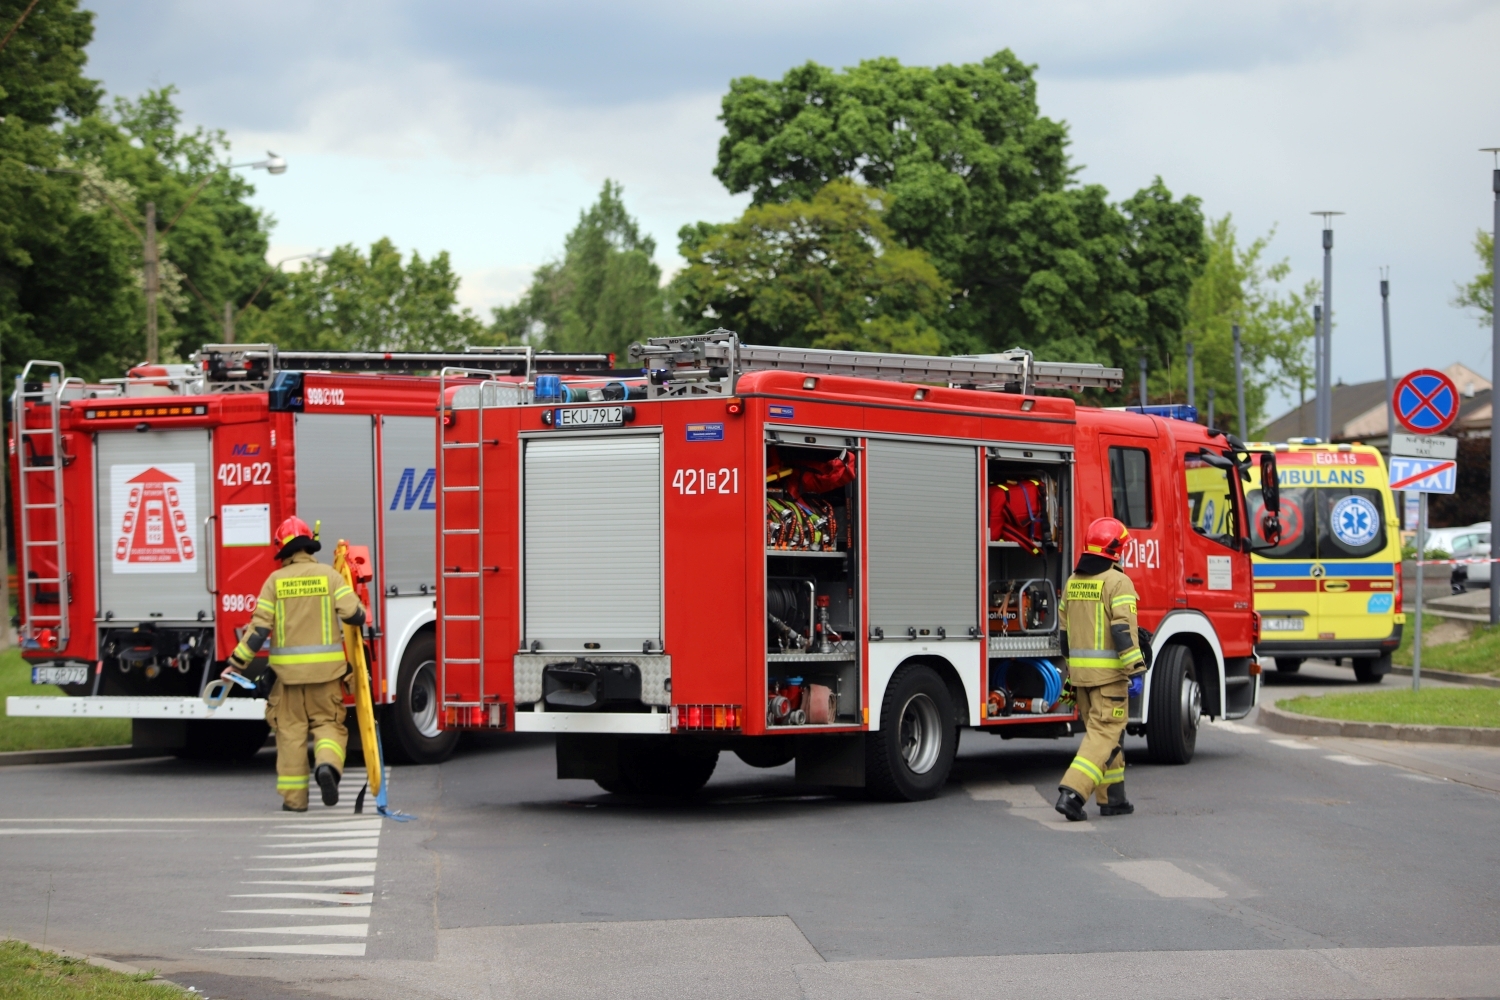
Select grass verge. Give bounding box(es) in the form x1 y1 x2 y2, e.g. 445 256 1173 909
1280 688 1500 728
0 939 178 998
1392 621 1500 675
0 649 130 753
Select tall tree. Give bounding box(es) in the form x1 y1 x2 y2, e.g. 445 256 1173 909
493 181 678 358
673 179 948 354
240 238 484 352
1453 229 1494 325
712 52 1205 367
1169 216 1317 431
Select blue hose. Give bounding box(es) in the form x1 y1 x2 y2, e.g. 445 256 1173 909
993 658 1063 706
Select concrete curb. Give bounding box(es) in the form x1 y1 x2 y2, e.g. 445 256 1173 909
0 746 166 767
1258 701 1500 747
1388 666 1500 688
2 936 184 991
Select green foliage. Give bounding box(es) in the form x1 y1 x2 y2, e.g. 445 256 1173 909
1452 229 1493 325
240 238 484 352
1393 621 1500 675
0 648 128 752
493 180 677 358
1279 687 1500 727
711 52 1205 366
0 939 178 998
1166 216 1318 429
673 179 947 353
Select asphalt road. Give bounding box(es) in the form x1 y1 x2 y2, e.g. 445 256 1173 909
1 661 1497 1000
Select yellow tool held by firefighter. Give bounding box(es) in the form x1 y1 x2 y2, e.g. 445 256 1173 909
333 539 380 800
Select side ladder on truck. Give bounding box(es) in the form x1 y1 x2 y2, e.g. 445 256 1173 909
12 362 75 649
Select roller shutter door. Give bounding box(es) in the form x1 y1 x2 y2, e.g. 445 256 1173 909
524 434 661 652
866 438 980 639
294 413 379 623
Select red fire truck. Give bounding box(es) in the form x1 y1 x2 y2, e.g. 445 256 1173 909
8 345 611 762
435 333 1272 800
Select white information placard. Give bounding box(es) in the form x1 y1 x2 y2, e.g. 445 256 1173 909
1207 555 1233 591
221 503 271 547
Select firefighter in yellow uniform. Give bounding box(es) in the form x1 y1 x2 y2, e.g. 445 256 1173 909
1055 516 1147 822
225 517 365 812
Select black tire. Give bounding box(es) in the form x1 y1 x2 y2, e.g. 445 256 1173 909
1146 644 1200 765
175 720 270 761
1274 658 1303 674
599 738 718 796
733 741 797 769
1353 653 1390 684
865 664 957 801
380 631 459 765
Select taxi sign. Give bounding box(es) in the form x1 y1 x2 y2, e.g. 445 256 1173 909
1388 456 1457 494
1393 369 1459 435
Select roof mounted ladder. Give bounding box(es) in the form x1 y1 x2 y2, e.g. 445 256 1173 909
13 362 76 649
629 330 1123 396
191 344 616 392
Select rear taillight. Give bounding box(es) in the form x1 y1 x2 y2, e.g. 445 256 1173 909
442 703 505 729
671 704 742 731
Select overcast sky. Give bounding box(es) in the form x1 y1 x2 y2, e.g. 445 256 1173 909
82 0 1500 415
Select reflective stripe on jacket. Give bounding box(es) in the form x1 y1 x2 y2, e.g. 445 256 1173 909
1059 567 1143 686
248 552 361 684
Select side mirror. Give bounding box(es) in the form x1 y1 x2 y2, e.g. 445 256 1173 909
1259 453 1280 514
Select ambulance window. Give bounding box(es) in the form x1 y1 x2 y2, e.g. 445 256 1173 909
1183 454 1237 548
1317 488 1387 559
1108 447 1153 527
1248 488 1315 559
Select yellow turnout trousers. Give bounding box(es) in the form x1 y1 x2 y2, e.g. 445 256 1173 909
1060 678 1128 803
266 677 348 809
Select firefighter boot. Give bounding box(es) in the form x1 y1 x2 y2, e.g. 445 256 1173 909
315 763 340 807
1055 787 1088 822
1099 781 1134 816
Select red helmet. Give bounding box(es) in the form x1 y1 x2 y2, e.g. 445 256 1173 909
1083 516 1129 560
275 516 314 551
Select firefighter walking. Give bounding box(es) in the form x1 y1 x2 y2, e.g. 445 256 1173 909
225 517 365 812
1055 516 1147 822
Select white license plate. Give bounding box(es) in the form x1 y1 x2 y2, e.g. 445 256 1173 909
554 406 624 429
1261 617 1306 632
33 665 90 686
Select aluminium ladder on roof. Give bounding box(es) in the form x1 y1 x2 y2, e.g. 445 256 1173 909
191 344 616 391
628 331 1124 394
12 363 75 647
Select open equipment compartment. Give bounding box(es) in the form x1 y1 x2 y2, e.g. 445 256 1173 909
984 445 1076 727
763 432 861 729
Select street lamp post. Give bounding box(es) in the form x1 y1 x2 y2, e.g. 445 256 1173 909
1233 323 1248 441
223 251 329 343
1381 272 1394 448
1483 149 1500 626
1186 338 1195 418
1311 211 1344 441
1313 304 1322 436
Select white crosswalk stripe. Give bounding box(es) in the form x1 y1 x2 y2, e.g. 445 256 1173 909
198 766 394 958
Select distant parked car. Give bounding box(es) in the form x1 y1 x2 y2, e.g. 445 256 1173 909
1450 530 1491 591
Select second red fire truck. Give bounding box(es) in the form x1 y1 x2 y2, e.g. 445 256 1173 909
435 333 1275 800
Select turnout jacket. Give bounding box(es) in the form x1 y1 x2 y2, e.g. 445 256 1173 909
237 552 362 685
1059 565 1145 687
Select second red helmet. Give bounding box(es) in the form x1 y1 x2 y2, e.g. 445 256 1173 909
1083 516 1129 560
274 516 314 550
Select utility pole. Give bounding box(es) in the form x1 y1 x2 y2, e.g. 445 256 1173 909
1139 354 1148 410
223 301 235 344
1312 211 1343 442
1232 323 1248 441
1207 386 1216 429
1313 304 1322 437
1381 273 1394 448
1484 149 1500 627
144 202 159 364
1185 339 1195 418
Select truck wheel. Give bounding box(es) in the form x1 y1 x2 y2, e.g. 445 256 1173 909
865 664 957 801
381 632 459 765
1353 654 1390 684
176 720 269 762
1274 658 1303 674
1146 645 1200 765
613 738 718 796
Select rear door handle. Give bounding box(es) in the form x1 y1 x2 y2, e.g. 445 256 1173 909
1186 575 1204 585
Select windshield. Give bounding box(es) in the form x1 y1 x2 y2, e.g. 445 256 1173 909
1249 487 1387 560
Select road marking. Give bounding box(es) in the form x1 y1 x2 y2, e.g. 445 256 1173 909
266 824 383 837
247 862 378 872
965 782 1093 832
254 848 379 860
0 828 155 834
199 943 367 956
1398 773 1445 783
230 892 373 903
1104 860 1227 898
1209 720 1262 735
1324 754 1377 766
268 838 381 849
213 923 368 937
241 876 374 888
224 906 373 917
1268 739 1316 751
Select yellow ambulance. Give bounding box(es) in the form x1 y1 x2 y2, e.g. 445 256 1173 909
1245 440 1403 683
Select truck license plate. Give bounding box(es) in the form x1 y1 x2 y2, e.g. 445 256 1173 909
553 406 624 429
1261 617 1305 632
33 665 89 686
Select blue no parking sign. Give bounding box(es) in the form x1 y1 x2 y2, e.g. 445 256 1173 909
1394 369 1459 435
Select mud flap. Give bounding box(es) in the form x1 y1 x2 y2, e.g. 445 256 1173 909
795 733 865 787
